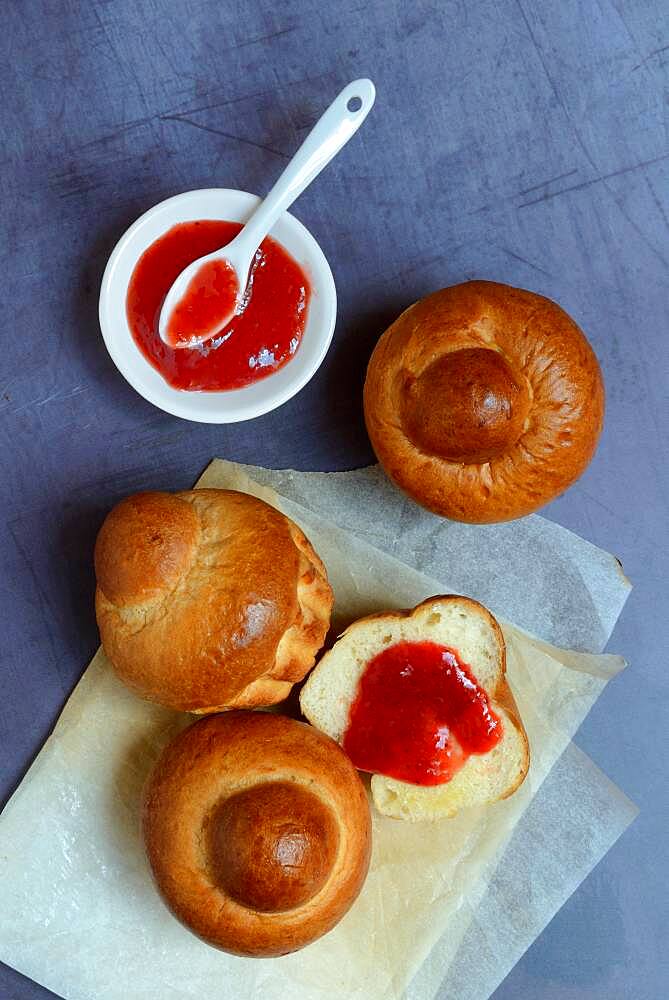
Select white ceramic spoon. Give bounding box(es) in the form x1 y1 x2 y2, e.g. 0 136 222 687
159 78 375 348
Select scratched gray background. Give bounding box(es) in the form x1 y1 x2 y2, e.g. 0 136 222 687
1 1 667 998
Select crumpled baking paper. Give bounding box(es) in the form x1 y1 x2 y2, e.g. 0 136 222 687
0 461 637 1000
218 463 629 654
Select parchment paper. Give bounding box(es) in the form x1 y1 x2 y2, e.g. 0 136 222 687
0 461 637 1000
213 463 631 654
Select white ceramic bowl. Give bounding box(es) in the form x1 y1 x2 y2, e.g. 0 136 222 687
99 188 337 423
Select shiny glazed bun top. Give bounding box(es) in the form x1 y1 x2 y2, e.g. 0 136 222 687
363 281 605 522
142 711 371 957
95 488 333 712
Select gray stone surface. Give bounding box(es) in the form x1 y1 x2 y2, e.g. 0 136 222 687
1 1 667 997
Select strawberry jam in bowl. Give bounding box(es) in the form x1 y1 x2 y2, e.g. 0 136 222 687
128 221 309 390
99 189 336 423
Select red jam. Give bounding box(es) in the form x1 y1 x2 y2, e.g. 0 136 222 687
165 257 238 347
342 640 503 786
126 220 310 391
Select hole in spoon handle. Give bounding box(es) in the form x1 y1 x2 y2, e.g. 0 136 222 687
342 79 376 121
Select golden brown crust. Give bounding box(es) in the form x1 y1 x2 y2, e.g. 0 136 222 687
207 782 340 913
95 489 333 712
363 281 605 522
142 711 371 957
94 492 200 604
492 676 530 801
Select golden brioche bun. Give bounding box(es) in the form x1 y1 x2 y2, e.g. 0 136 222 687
363 281 605 522
142 711 371 956
95 489 333 712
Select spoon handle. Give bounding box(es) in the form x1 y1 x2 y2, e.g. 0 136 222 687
234 79 375 256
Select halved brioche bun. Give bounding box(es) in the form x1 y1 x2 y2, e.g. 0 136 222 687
300 596 529 821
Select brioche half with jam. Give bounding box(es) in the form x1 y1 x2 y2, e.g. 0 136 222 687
95 489 333 712
300 596 529 821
